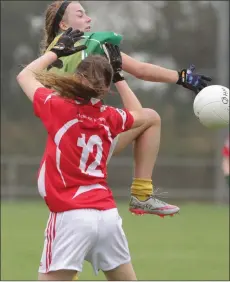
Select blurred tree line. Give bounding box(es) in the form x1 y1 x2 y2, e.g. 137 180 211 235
1 1 221 158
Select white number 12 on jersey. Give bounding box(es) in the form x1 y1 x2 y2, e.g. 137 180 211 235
77 134 104 177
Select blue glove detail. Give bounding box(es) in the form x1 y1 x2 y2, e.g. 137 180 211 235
177 64 212 94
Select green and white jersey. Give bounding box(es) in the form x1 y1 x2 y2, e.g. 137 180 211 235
46 31 123 74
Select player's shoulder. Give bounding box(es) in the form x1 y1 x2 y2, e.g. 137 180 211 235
35 87 60 99
100 104 115 114
100 105 127 119
34 87 71 110
105 105 126 114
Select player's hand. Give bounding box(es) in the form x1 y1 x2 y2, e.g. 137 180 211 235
50 27 87 58
177 64 212 94
47 59 63 71
102 43 124 83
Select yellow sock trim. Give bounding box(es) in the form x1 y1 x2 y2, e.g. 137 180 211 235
131 178 153 201
73 274 78 280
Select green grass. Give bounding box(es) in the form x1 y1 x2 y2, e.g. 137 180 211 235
1 201 229 280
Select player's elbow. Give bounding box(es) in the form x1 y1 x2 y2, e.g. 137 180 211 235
16 74 23 90
16 71 25 85
16 72 22 83
16 69 30 90
130 108 161 129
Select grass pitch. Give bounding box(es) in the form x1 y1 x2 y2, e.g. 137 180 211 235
1 201 229 280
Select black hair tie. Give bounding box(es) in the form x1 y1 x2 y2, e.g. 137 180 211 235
52 1 71 37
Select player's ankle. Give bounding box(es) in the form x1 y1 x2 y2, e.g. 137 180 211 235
131 178 153 201
131 194 150 201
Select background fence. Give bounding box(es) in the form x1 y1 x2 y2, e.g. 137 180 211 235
1 1 229 202
0 155 227 201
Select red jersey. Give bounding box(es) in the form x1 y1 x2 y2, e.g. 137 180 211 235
33 87 134 212
222 136 229 157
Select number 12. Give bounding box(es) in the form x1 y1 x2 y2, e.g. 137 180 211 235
77 134 104 177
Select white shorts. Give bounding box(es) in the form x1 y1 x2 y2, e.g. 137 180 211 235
38 208 131 275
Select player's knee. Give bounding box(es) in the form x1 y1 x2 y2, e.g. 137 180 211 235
142 108 161 127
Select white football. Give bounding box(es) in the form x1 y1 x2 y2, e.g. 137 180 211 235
193 85 229 128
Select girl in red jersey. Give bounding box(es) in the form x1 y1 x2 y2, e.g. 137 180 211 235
40 0 183 217
17 28 147 281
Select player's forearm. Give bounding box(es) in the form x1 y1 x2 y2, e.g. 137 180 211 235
17 51 58 102
115 80 142 111
135 63 179 83
121 52 179 83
